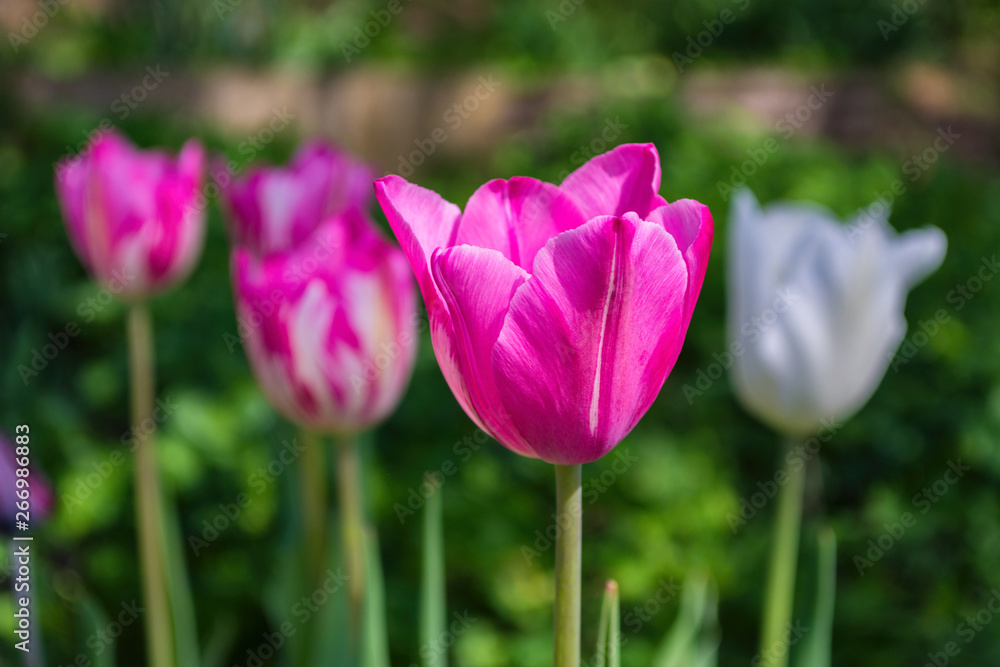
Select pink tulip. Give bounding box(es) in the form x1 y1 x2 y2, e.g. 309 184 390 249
376 143 713 464
224 144 417 434
220 141 375 256
55 131 206 299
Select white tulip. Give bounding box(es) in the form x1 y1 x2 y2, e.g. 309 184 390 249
727 188 947 437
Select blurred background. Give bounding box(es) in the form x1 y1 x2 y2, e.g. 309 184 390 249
2 0 1000 665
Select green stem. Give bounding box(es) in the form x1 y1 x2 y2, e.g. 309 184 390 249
127 304 174 667
300 429 327 586
759 439 806 667
554 464 582 667
337 434 366 634
420 473 446 667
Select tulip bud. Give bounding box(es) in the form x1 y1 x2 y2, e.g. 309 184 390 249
726 188 947 437
222 142 417 433
54 131 206 299
376 143 714 464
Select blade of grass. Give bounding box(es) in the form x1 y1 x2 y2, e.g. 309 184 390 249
77 593 115 667
608 580 620 667
654 572 718 667
200 614 239 667
160 485 200 667
362 525 390 667
799 527 837 667
595 581 612 667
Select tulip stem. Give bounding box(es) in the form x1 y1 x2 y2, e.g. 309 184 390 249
300 429 327 587
554 463 582 667
760 439 806 667
127 304 174 667
337 434 366 634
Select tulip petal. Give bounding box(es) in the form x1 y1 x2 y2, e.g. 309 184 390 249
492 213 688 464
375 175 461 301
727 189 948 437
647 199 714 326
432 245 536 457
232 211 418 434
221 140 374 256
456 177 588 271
561 143 662 220
889 225 947 289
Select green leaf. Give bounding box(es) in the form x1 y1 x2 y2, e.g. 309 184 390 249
595 579 620 667
797 527 837 667
653 572 719 667
160 484 201 666
308 513 351 667
77 592 115 667
596 583 610 667
200 614 239 667
362 525 390 667
608 580 621 667
420 476 447 667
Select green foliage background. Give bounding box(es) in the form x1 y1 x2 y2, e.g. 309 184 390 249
1 0 999 665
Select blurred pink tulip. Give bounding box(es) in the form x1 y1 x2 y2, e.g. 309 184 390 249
224 143 417 434
376 143 713 464
1 435 53 533
55 131 206 299
220 141 375 256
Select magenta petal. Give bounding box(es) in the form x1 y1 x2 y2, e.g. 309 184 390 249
492 213 688 464
54 155 92 271
375 175 461 302
647 199 714 325
53 131 206 297
456 177 588 271
560 143 662 220
432 245 537 458
232 212 418 433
